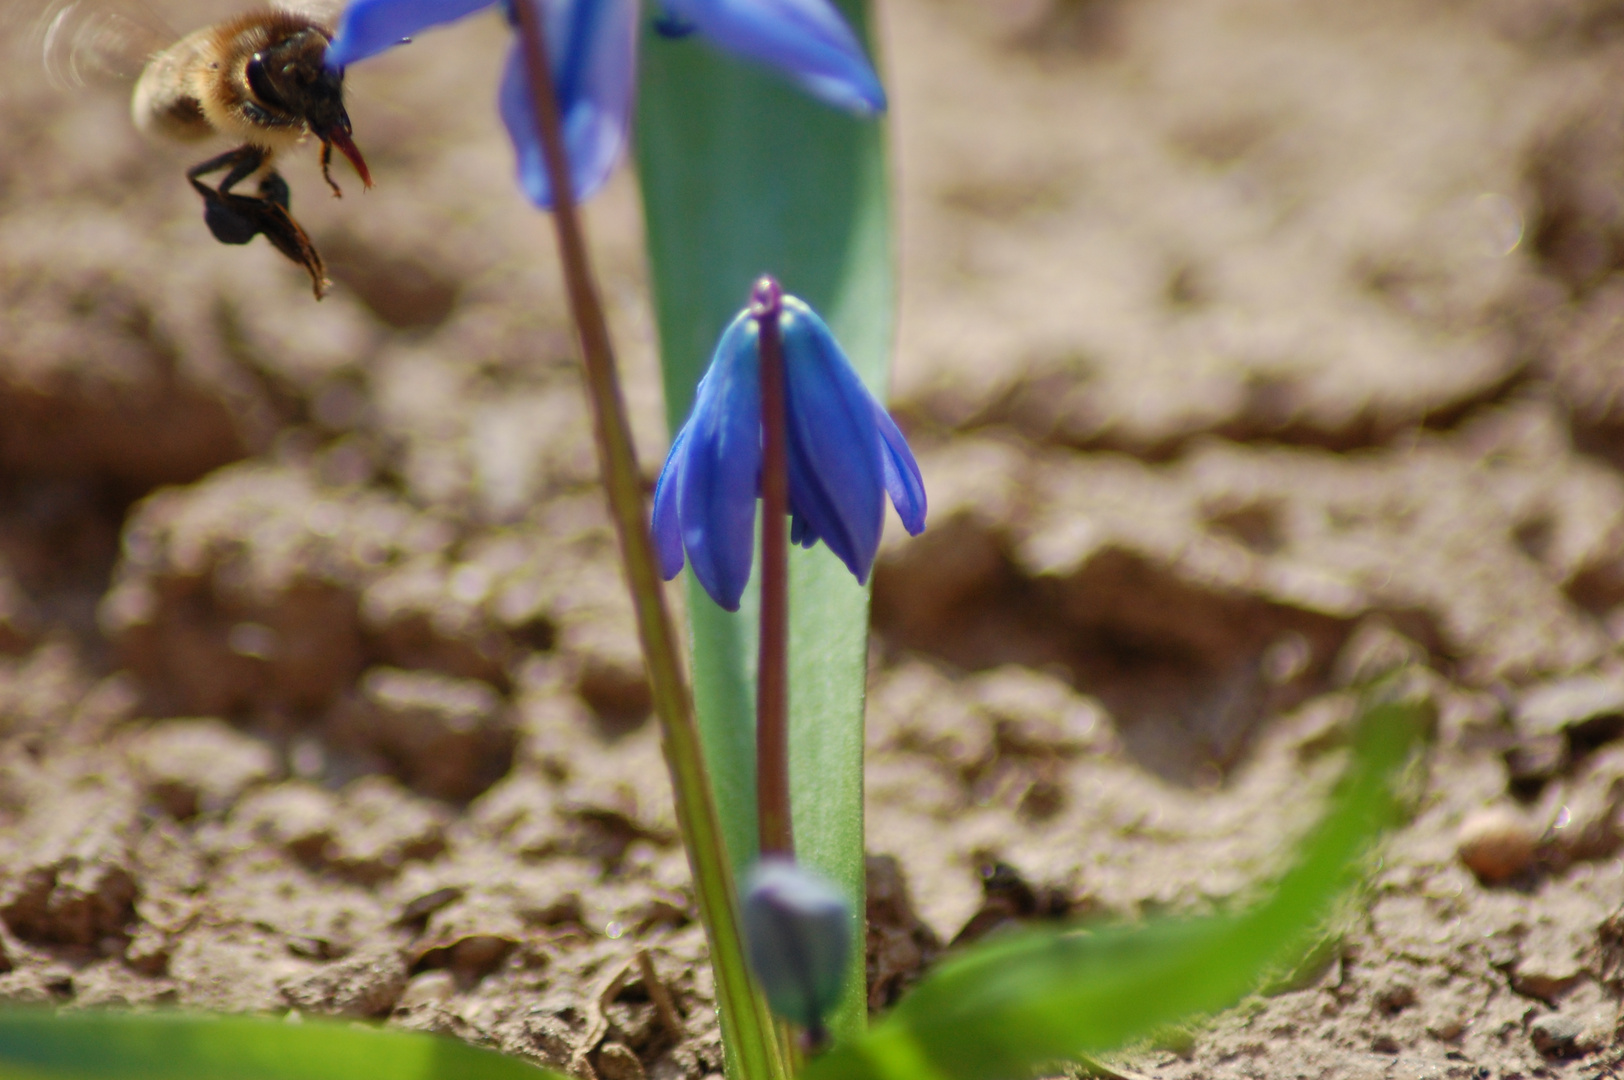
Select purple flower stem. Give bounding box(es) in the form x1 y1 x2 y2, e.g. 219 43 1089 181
509 9 786 1080
752 276 793 861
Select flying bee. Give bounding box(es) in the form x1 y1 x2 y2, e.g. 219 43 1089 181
33 0 372 297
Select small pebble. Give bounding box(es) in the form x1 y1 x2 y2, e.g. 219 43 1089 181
1530 1011 1601 1058
596 1043 646 1080
1457 806 1537 884
396 970 456 1010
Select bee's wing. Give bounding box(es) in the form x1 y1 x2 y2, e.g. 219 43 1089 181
274 0 346 30
6 0 174 89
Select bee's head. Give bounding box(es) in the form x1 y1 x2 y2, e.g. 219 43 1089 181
247 28 371 187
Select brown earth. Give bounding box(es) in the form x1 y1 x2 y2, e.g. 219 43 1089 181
4 0 1624 1077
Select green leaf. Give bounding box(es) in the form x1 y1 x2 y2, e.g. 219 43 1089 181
803 695 1425 1080
0 1010 563 1080
636 2 892 1050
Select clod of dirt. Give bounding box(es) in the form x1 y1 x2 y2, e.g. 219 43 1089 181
319 777 448 884
329 667 514 802
865 854 942 1010
0 642 125 745
14 0 1624 1076
567 619 653 734
868 661 995 779
949 859 1071 947
1373 981 1417 1015
126 717 279 818
278 944 409 1017
1457 805 1539 884
360 559 513 686
891 0 1537 460
395 887 464 930
1331 619 1432 688
536 548 652 734
228 777 448 886
1506 732 1571 799
0 268 255 490
1527 111 1624 297
470 773 564 857
881 419 1624 786
100 464 419 715
225 783 341 864
395 968 457 1011
1554 746 1624 864
0 857 136 952
1518 673 1624 737
595 1042 645 1080
1527 981 1616 1058
320 232 461 333
1509 892 1609 1005
121 922 175 976
0 764 139 949
1531 1010 1602 1057
1548 279 1624 468
408 889 523 987
967 665 1118 759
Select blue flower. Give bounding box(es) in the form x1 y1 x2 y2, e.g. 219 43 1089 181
325 0 886 209
652 290 926 612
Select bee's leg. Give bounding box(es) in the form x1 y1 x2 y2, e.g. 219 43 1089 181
187 144 276 246
207 191 328 299
189 173 261 246
186 144 267 196
185 156 329 300
319 141 343 199
258 171 291 212
254 205 330 300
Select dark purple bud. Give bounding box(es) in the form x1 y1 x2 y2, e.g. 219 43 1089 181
742 858 852 1043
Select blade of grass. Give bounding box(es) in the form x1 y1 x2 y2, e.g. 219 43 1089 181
0 1010 564 1080
636 1 892 1048
803 695 1425 1080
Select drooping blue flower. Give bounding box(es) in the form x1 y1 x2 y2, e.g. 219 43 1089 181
652 289 926 612
325 0 887 209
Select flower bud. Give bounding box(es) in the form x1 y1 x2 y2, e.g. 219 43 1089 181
742 858 852 1041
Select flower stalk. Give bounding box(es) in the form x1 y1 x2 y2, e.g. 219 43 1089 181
509 9 787 1080
752 276 793 860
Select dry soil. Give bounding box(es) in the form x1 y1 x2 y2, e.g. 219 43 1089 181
3 0 1624 1078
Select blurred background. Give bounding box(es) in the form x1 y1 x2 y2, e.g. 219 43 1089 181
3 0 1624 1076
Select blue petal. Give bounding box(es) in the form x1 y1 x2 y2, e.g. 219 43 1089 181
651 422 692 579
874 402 926 535
779 297 886 583
326 0 494 67
677 312 763 611
660 0 886 115
498 0 639 209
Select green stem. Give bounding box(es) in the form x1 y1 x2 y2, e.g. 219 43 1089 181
508 13 788 1080
752 276 793 860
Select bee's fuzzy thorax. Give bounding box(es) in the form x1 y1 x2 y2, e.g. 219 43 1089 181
188 10 332 150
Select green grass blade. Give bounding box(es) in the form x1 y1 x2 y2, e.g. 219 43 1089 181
804 695 1425 1080
636 2 893 1048
0 1010 563 1080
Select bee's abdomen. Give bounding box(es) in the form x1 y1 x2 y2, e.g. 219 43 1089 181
131 28 214 143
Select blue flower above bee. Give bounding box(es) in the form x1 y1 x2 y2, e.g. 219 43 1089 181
652 289 926 612
325 0 887 209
